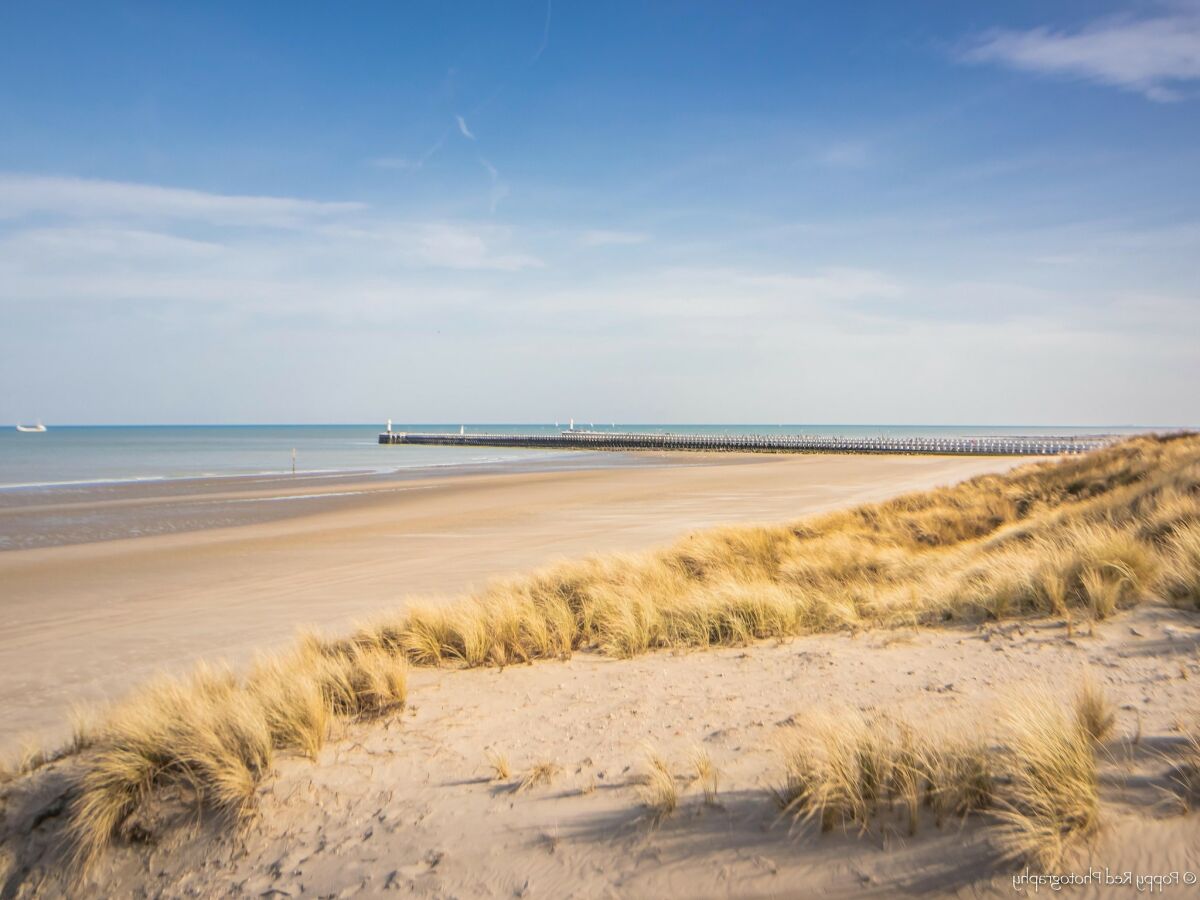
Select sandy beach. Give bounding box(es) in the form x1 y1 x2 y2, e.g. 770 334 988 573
0 452 1017 754
4 438 1200 899
13 603 1195 899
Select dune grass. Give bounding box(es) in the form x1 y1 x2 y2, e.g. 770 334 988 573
485 750 512 781
772 691 1099 869
350 433 1198 664
690 745 720 806
994 693 1100 869
38 433 1200 871
516 761 561 793
773 711 992 838
64 641 406 872
1163 523 1200 610
636 749 679 825
1174 731 1200 811
1073 678 1116 744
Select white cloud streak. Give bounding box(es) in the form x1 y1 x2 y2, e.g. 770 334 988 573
962 12 1200 101
531 0 552 64
0 175 543 322
0 174 362 227
477 157 509 213
456 115 476 139
370 132 449 172
370 157 421 170
579 229 651 247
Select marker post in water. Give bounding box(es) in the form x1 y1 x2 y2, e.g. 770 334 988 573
291 448 296 475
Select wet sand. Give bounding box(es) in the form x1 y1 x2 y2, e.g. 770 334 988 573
0 452 1019 752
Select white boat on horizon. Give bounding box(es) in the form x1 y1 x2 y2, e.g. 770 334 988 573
15 422 47 433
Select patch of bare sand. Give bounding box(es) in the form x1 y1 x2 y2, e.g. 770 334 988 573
0 453 1017 751
7 604 1199 899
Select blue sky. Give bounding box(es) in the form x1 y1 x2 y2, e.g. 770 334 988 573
2 1 1198 425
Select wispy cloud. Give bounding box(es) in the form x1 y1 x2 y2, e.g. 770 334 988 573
961 11 1200 101
410 223 536 270
579 229 650 247
0 174 362 227
370 133 449 173
729 267 903 302
370 157 421 170
477 156 509 213
456 114 476 140
531 0 552 64
0 175 543 329
534 265 905 322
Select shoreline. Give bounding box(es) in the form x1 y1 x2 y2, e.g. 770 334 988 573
0 452 1020 753
0 451 731 552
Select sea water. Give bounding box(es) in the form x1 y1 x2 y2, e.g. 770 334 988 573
0 423 1159 491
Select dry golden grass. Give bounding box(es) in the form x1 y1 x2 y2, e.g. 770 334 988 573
516 761 560 793
636 750 679 825
1073 677 1116 743
64 643 406 872
1164 523 1200 610
689 745 720 806
345 433 1199 666
923 736 994 828
68 704 101 755
486 750 511 781
994 692 1100 870
1174 731 1200 811
772 692 1099 869
773 711 969 837
39 432 1200 871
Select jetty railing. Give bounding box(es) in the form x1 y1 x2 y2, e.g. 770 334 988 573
378 430 1111 457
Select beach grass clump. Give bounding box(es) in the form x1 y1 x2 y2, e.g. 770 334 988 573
517 761 561 793
485 750 511 781
690 745 720 806
923 737 994 827
66 664 273 871
636 750 679 825
64 643 406 872
771 693 1097 869
773 711 960 837
1163 523 1200 610
993 693 1100 870
1073 678 1116 744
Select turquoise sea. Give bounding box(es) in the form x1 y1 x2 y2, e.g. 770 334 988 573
0 423 1163 490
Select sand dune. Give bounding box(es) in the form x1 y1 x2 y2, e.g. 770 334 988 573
5 442 1200 898
4 604 1199 897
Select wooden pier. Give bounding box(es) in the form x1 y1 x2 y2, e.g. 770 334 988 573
378 430 1111 457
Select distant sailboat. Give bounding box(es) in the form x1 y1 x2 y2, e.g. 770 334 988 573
16 421 46 433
